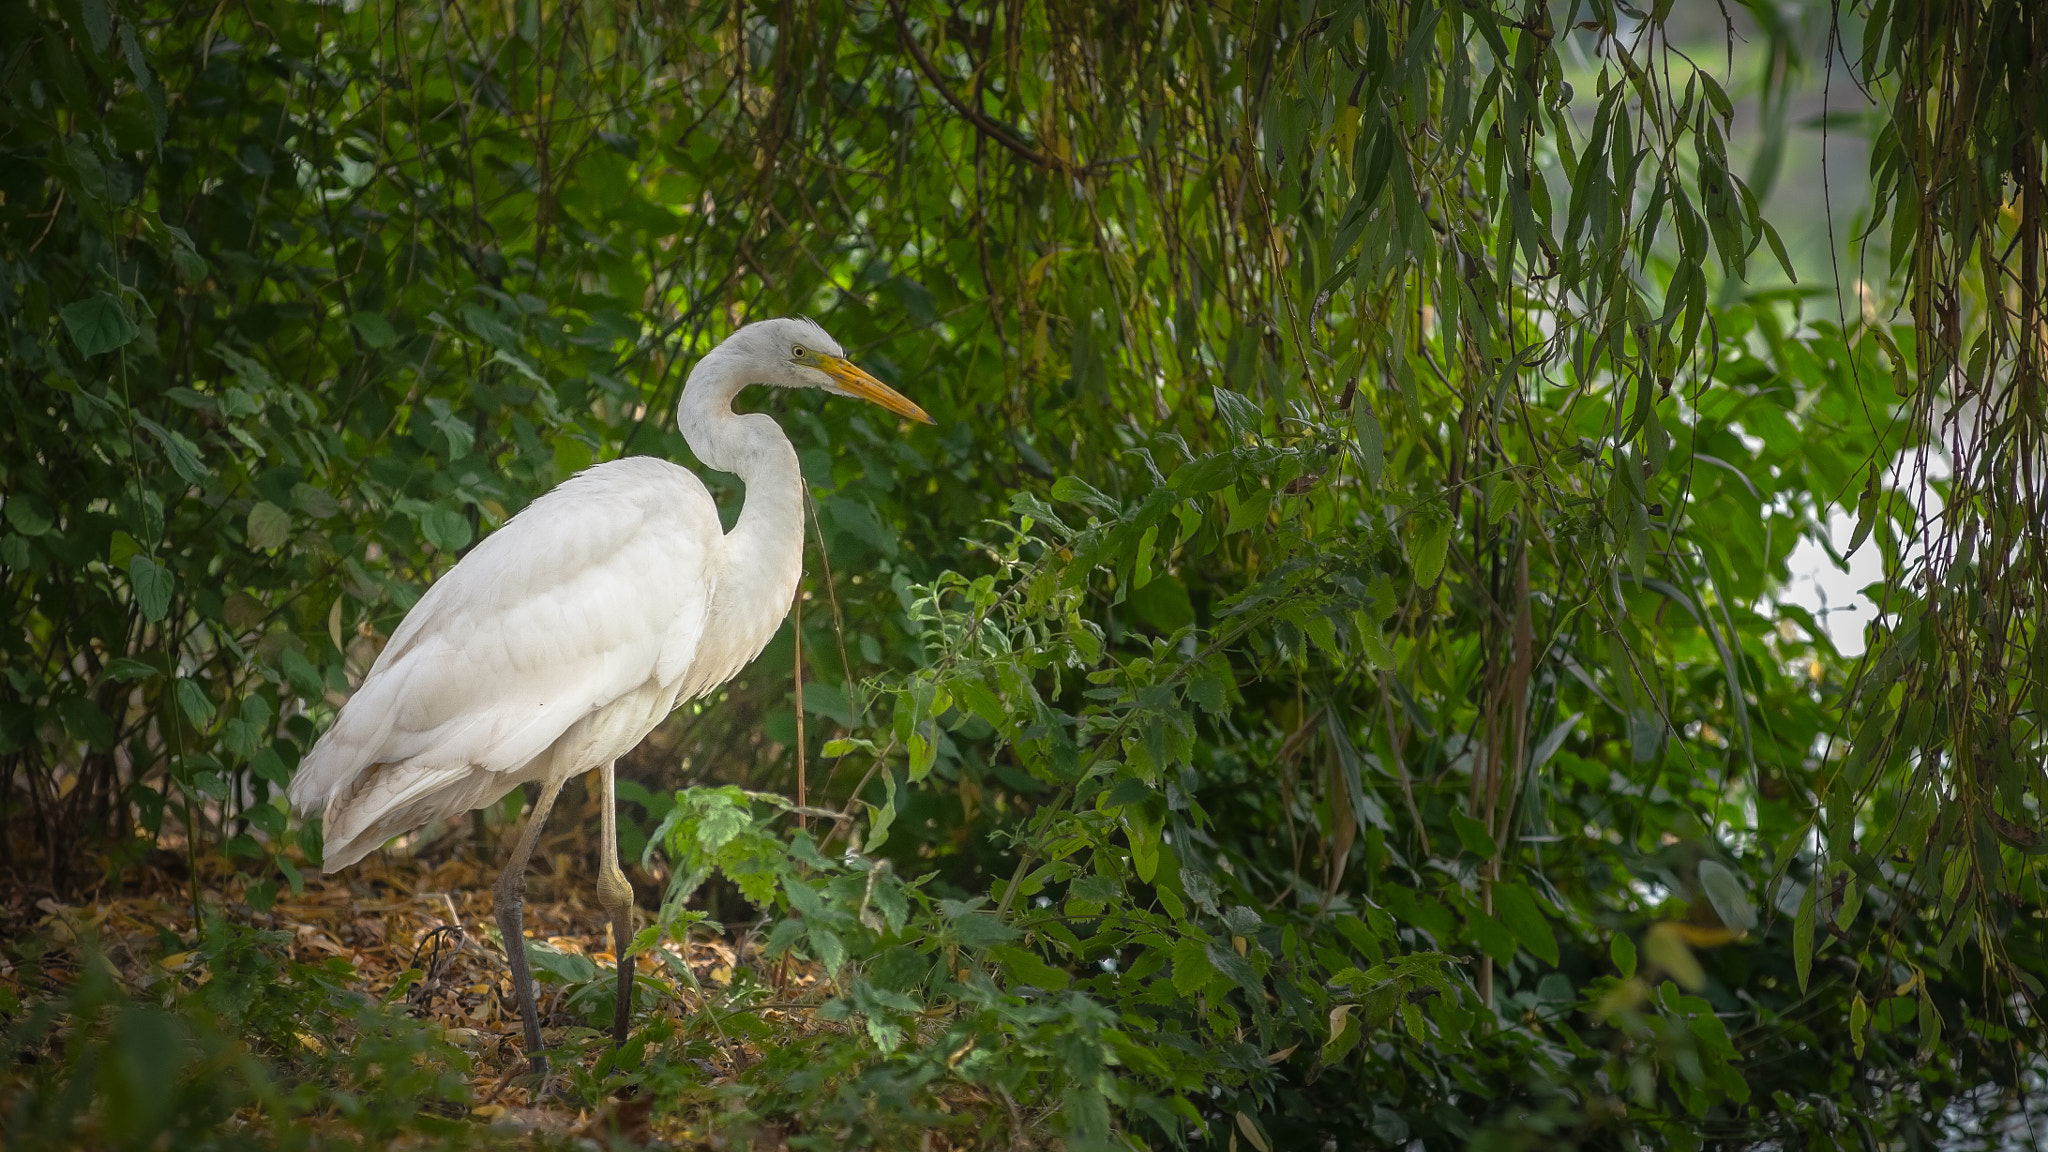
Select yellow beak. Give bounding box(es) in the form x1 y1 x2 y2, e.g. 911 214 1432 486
819 356 935 425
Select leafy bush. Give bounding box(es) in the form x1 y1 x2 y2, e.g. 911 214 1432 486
4 0 2045 1146
2 919 471 1150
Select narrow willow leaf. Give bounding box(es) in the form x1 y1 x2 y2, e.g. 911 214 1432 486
1352 399 1385 488
1794 880 1816 994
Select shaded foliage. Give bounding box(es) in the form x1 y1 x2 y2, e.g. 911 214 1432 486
2 0 2044 1147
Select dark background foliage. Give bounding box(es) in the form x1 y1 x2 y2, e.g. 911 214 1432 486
2 0 2044 1147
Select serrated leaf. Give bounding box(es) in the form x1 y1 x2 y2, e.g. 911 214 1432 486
1170 935 1219 996
127 555 173 622
61 293 140 357
990 944 1070 991
808 925 846 975
1050 475 1118 514
1211 387 1264 441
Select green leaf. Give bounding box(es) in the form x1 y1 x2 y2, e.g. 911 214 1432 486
6 494 53 536
808 925 847 975
990 944 1071 991
1171 935 1219 996
292 483 342 519
246 502 291 551
1492 882 1558 966
1468 910 1516 965
1847 479 1880 556
1697 860 1755 933
1794 880 1816 993
1449 810 1496 858
79 0 112 53
102 657 157 682
1611 932 1637 979
525 939 597 983
1352 401 1385 488
1211 387 1264 441
174 679 215 729
127 555 173 622
1168 453 1237 494
61 293 140 357
1408 512 1451 586
135 417 207 485
1050 475 1119 514
1850 992 1869 1060
350 312 399 349
942 900 1018 947
251 748 290 787
420 505 473 552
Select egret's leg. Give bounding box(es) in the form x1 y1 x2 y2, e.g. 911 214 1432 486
595 759 637 1051
494 776 566 1079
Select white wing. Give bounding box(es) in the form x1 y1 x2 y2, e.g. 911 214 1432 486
288 457 723 868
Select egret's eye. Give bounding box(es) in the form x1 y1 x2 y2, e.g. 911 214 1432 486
792 344 807 359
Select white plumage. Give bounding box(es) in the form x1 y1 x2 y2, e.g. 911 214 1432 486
291 457 722 867
286 317 931 1075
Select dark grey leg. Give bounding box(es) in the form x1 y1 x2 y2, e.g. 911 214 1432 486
595 759 637 1052
493 775 565 1079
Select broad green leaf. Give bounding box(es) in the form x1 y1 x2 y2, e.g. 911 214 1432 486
420 505 472 552
990 944 1070 991
1408 512 1452 586
1492 882 1558 966
246 502 290 551
1170 935 1219 996
5 494 53 536
350 312 399 348
1697 860 1755 934
1611 932 1637 979
61 292 140 356
127 555 173 621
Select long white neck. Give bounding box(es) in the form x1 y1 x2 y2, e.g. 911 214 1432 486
677 348 804 656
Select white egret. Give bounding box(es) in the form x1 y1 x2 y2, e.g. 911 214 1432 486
286 317 931 1076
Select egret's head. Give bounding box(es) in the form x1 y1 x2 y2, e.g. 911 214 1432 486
730 317 933 424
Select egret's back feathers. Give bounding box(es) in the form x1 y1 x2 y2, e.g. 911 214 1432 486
289 457 728 869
